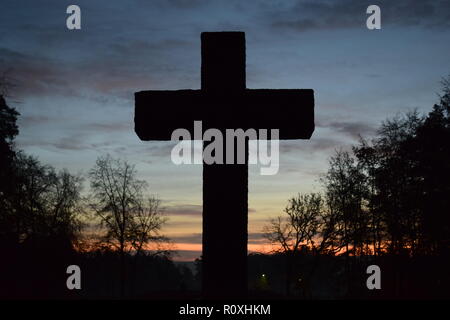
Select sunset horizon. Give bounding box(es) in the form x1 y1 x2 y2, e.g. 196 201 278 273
1 0 449 305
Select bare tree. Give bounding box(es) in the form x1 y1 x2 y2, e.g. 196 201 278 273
263 193 323 254
263 193 327 296
88 154 169 297
130 195 168 256
3 152 83 242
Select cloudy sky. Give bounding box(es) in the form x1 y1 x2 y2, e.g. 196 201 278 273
1 0 449 260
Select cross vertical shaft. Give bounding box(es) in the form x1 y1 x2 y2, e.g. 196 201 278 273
201 32 248 298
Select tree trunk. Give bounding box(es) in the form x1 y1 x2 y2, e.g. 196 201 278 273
119 245 125 298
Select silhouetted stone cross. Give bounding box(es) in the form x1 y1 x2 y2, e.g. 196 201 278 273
134 32 314 298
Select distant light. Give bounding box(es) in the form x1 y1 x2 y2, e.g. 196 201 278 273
262 274 266 277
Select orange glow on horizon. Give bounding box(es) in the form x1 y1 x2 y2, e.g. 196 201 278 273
171 242 273 253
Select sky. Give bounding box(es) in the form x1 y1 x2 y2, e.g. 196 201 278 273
1 0 449 261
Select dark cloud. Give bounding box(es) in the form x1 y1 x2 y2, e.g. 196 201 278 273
166 0 209 9
0 36 195 100
248 232 268 245
248 232 265 240
18 139 175 158
164 204 257 217
143 142 179 158
166 220 202 229
166 204 202 216
280 138 338 154
52 136 90 151
109 39 192 59
4 0 447 104
169 232 267 244
84 122 132 132
321 121 376 139
0 48 71 97
18 135 113 152
19 115 53 126
270 0 450 32
170 233 202 243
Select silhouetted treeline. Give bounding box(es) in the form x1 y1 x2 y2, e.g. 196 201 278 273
248 252 449 299
0 93 179 299
0 95 77 298
262 76 450 298
322 77 450 257
69 251 198 299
